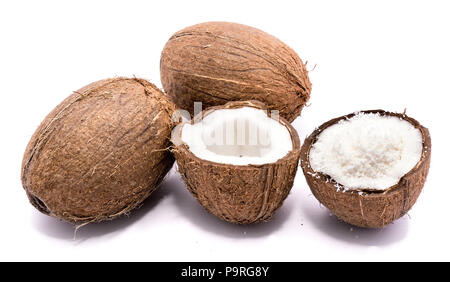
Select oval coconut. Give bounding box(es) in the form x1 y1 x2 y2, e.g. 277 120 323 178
21 78 176 223
300 110 431 228
160 21 312 123
171 100 301 224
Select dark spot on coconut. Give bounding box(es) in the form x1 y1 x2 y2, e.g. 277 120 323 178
29 194 50 215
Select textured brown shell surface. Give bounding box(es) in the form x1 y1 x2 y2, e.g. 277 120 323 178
21 78 176 223
172 100 301 224
300 110 431 228
160 21 312 122
174 145 300 224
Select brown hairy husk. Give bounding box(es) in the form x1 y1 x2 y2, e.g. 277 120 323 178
172 100 301 224
160 22 312 123
21 77 176 223
300 110 431 228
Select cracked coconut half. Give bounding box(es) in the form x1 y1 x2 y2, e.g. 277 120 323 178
300 110 431 228
171 101 301 224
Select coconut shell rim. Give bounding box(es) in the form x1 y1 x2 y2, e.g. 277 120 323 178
300 109 431 196
172 100 301 169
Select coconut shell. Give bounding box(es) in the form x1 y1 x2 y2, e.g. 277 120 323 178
300 110 431 228
21 78 176 223
160 21 312 123
172 100 301 224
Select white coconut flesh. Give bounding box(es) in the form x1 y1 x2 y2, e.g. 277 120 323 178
180 107 293 165
309 112 423 191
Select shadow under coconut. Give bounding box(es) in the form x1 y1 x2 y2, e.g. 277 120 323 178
299 194 409 246
31 177 173 243
168 172 293 238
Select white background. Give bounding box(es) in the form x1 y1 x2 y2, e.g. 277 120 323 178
0 0 448 261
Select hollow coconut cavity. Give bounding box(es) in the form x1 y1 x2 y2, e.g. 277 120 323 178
172 100 301 224
300 110 431 228
179 107 293 165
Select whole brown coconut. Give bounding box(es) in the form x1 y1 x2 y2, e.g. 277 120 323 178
160 21 312 123
300 110 431 228
21 78 176 223
171 100 301 224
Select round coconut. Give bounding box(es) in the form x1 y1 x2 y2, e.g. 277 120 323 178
160 21 312 123
171 100 301 224
21 78 176 223
300 110 431 228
